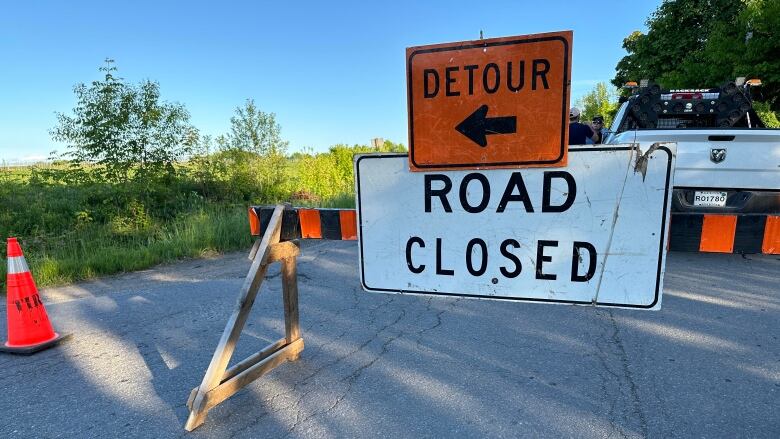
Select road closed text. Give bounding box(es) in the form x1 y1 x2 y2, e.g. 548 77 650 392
405 237 597 282
403 171 598 282
357 147 674 308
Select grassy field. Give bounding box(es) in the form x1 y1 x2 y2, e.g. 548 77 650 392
0 207 251 288
1 143 398 291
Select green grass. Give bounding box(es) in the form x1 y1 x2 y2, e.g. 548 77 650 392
293 192 355 209
1 206 252 290
0 144 403 290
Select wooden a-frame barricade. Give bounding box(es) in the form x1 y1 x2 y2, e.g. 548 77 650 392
184 205 303 431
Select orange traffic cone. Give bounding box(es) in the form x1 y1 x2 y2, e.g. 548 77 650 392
1 238 69 354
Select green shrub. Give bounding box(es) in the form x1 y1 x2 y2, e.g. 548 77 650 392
754 101 780 128
0 140 405 289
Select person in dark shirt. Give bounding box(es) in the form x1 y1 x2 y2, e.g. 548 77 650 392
568 107 599 145
590 115 608 144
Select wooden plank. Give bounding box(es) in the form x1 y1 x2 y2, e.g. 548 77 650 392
185 205 285 431
221 338 287 384
187 337 287 410
252 240 299 262
282 257 301 345
186 387 198 411
267 241 300 263
199 338 305 413
248 238 262 260
202 205 283 382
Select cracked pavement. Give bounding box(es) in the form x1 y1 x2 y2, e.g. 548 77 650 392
0 242 778 438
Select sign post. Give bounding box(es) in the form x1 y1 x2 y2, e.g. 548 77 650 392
406 31 572 171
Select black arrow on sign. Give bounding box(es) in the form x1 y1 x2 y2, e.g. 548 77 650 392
455 104 517 147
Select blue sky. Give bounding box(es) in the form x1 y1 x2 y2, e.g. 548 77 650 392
0 0 661 162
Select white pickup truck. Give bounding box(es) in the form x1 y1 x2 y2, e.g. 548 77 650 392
605 81 779 253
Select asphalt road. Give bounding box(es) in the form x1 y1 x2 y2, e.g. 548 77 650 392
1 242 778 438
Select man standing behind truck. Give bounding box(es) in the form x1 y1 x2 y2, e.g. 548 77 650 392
586 115 608 144
568 107 600 145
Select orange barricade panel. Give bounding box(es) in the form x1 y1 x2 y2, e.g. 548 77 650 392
699 215 737 253
763 216 780 255
298 209 323 239
248 208 260 236
339 210 358 240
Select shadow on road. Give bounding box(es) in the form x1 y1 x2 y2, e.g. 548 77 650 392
0 244 777 438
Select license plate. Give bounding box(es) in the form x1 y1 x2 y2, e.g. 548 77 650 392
693 191 727 207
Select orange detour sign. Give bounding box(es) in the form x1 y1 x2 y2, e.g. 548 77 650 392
407 31 572 171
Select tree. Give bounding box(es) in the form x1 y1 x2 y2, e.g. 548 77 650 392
226 99 288 156
217 99 291 202
613 0 742 89
754 102 780 128
575 82 620 127
381 140 407 152
613 0 779 111
189 134 227 198
698 0 780 110
51 59 197 182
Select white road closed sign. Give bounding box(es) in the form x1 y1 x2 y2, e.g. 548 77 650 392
355 144 676 310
